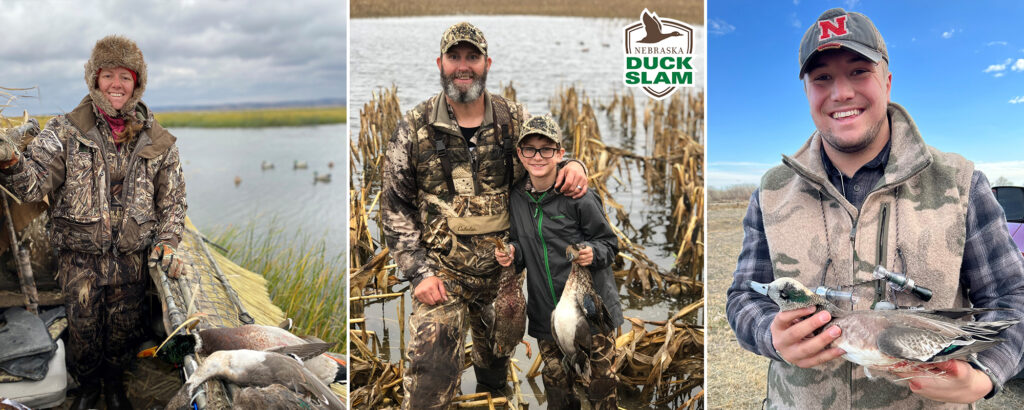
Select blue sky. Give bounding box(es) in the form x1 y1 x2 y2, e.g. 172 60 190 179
708 0 1024 187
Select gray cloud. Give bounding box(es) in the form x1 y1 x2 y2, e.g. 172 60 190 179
1 0 346 114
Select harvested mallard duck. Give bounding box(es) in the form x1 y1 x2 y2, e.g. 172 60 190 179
139 324 346 385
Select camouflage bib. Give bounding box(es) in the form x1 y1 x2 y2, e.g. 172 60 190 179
759 103 974 409
408 92 523 277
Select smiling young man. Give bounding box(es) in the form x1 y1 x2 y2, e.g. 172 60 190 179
381 22 590 409
725 8 1024 408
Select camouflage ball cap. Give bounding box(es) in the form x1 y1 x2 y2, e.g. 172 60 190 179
441 22 487 55
798 8 887 78
517 115 562 146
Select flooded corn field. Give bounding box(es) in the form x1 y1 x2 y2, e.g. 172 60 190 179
350 15 705 409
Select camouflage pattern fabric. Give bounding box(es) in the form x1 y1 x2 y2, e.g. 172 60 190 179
538 332 617 410
402 272 505 410
517 114 563 146
0 96 186 275
60 250 148 378
440 22 488 55
382 91 531 408
758 103 974 409
381 91 525 287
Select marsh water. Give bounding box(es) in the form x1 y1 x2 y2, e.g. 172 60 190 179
172 124 344 251
351 15 705 408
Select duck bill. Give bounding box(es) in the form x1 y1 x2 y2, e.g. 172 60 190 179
748 280 769 296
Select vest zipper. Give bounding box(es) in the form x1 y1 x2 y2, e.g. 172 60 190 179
531 191 558 304
874 203 890 303
876 203 890 266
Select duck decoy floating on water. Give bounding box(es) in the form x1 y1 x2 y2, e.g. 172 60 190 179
485 237 527 358
638 10 684 43
294 160 308 169
550 243 614 380
261 161 275 170
750 277 1020 379
313 171 332 184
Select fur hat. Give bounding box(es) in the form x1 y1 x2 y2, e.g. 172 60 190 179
84 35 148 116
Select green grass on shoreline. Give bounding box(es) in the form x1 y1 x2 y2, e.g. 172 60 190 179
29 106 346 129
156 106 346 128
210 221 346 352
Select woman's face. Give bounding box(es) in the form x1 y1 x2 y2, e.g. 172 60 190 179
97 67 135 111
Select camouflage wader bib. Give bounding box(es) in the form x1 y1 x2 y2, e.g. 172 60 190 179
401 92 524 409
413 92 520 279
759 103 974 409
538 332 617 410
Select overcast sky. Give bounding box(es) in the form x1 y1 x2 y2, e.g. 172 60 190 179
0 0 347 114
708 0 1024 187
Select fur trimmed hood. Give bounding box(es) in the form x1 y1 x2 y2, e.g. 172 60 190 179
84 35 147 117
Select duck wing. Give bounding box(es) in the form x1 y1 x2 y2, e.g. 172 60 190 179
910 307 1013 320
875 313 1018 363
582 293 614 335
642 11 662 36
267 342 336 361
263 353 347 409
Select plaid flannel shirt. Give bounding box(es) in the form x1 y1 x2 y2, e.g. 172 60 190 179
726 169 1024 393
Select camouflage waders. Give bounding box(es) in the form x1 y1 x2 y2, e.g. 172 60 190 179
538 332 617 410
60 250 148 379
402 272 506 410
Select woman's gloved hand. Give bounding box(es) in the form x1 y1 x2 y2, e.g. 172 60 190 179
150 242 186 278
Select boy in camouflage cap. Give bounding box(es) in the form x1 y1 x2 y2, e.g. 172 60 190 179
725 7 1024 408
381 22 590 408
495 115 622 409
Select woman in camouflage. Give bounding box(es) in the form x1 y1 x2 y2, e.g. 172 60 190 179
0 35 187 410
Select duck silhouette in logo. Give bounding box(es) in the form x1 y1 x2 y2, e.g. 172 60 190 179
638 11 683 43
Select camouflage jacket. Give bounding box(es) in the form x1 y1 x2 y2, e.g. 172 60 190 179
756 103 976 409
0 96 187 256
381 91 527 286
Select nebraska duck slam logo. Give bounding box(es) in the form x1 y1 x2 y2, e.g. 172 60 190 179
623 9 695 100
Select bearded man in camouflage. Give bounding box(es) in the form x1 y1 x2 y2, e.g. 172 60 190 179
381 22 589 409
0 35 187 410
725 8 1024 408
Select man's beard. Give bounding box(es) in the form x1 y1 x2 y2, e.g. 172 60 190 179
821 114 886 154
441 69 487 103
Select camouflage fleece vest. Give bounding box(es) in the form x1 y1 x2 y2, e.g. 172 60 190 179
408 92 522 278
759 103 974 409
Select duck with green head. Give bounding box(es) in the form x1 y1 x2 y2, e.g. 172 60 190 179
749 277 1020 379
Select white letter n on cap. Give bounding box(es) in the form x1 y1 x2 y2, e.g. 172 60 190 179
818 15 848 40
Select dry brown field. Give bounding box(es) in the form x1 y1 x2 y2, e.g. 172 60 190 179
351 0 704 23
